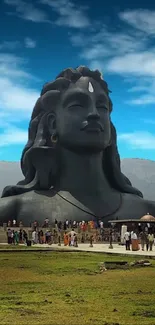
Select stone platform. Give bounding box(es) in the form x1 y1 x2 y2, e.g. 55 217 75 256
33 243 155 256
1 243 155 257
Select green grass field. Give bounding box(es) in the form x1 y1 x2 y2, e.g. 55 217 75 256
0 250 155 325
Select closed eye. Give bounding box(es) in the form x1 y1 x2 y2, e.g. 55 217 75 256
68 104 83 109
96 104 108 110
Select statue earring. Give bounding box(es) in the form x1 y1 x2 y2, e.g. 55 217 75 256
51 133 58 144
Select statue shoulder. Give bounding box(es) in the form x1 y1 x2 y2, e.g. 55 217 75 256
116 193 151 219
0 195 18 223
0 191 36 222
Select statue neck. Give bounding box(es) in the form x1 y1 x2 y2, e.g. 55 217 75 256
57 148 113 195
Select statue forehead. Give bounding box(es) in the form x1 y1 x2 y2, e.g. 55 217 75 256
41 76 109 111
68 76 103 94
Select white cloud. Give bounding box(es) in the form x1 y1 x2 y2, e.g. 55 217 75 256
126 95 155 105
0 77 39 112
0 39 37 51
0 53 40 148
106 51 155 77
69 28 151 82
89 60 106 73
4 0 90 28
124 77 155 105
68 9 155 106
0 40 20 50
119 9 155 35
69 34 85 46
0 53 30 79
70 28 148 59
0 126 28 147
0 49 41 149
118 132 155 149
24 37 36 48
0 53 39 80
40 0 90 28
0 54 40 127
93 29 146 54
4 0 51 23
127 85 151 93
80 44 112 60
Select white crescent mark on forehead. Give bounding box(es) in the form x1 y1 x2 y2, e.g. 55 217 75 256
88 82 94 93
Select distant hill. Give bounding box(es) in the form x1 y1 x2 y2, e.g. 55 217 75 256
0 161 23 196
0 158 155 200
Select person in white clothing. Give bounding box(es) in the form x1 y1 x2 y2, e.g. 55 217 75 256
13 219 16 227
124 230 130 250
132 232 137 240
69 229 77 246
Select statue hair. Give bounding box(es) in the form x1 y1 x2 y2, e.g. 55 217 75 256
1 66 143 198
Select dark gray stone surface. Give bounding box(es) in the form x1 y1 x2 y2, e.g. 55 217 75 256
0 158 155 201
0 66 155 225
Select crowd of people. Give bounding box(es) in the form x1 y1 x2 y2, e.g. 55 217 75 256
63 229 78 247
6 227 79 247
124 229 155 251
5 218 155 251
6 218 105 246
7 228 28 245
6 218 104 232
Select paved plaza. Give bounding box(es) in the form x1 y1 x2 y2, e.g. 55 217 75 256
34 243 155 256
1 240 155 256
0 242 153 256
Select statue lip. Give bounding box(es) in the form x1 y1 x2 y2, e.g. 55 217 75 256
81 121 104 132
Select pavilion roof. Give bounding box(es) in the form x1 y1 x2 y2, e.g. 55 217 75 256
108 219 155 224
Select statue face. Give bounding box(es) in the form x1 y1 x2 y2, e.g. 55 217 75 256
56 77 111 151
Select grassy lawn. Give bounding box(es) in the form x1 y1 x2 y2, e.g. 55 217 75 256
0 251 155 325
0 245 46 250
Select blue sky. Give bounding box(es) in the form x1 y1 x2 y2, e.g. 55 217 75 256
0 0 155 161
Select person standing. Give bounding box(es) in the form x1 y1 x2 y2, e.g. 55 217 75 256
32 230 38 244
33 220 38 231
39 230 44 244
23 230 28 245
58 221 62 232
63 232 69 246
55 219 58 230
139 230 146 251
8 220 11 227
146 234 150 251
63 222 67 231
124 230 130 250
7 229 12 244
14 231 19 245
131 231 139 251
68 234 71 246
148 233 154 251
100 221 104 235
11 230 15 245
13 219 16 227
45 218 49 227
66 219 69 229
74 234 78 247
73 220 76 228
19 220 23 228
19 229 23 243
69 229 77 246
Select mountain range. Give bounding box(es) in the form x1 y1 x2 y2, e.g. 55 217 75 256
0 159 155 201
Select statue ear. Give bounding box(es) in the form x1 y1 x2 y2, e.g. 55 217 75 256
47 113 56 136
41 90 60 143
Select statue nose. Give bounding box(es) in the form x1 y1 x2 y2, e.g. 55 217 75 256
87 111 100 121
